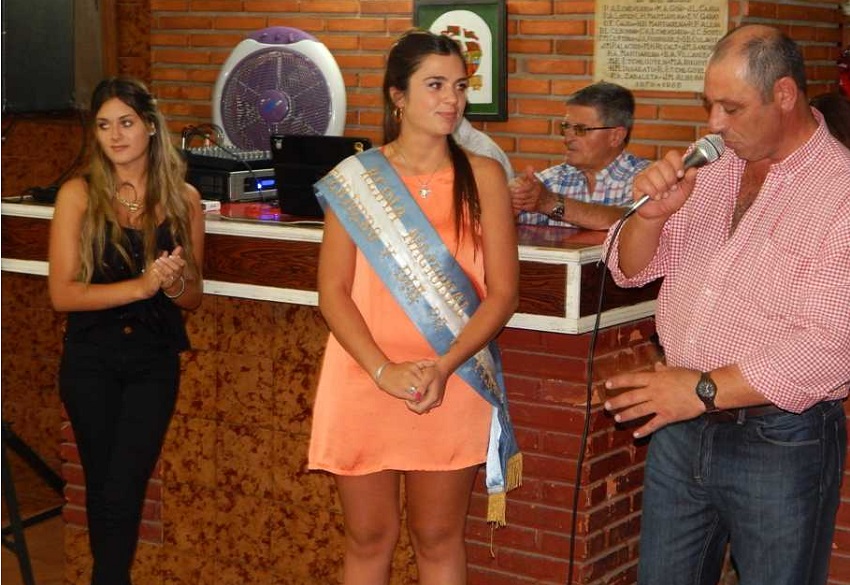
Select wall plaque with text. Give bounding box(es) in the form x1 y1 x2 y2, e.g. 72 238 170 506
594 0 728 93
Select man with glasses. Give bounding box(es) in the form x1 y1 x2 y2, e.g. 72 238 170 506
510 81 649 230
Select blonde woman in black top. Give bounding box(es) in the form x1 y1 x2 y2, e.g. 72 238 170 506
48 77 204 585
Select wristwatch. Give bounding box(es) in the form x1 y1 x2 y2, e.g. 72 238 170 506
549 197 565 221
695 371 718 413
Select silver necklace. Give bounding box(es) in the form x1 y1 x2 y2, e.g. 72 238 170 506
395 145 444 198
115 182 143 214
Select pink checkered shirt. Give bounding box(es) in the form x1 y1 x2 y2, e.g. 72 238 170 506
606 117 850 413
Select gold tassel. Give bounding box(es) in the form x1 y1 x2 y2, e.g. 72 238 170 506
506 452 523 491
487 491 507 527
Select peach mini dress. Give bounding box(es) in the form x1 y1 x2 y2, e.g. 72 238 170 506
308 164 491 475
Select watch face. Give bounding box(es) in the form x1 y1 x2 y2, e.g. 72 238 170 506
550 204 565 220
696 374 717 401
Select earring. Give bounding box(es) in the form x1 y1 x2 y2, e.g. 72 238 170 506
393 107 403 122
149 128 156 136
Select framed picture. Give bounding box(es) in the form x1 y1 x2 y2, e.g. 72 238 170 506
413 0 507 121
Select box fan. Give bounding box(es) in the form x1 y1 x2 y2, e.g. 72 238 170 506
212 26 347 150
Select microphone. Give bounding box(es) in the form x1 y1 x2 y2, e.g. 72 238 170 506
622 134 725 219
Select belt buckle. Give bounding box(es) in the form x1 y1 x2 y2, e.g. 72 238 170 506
705 409 741 423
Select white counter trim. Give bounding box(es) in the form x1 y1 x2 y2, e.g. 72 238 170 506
204 280 319 306
508 299 655 334
1 201 597 263
2 200 656 333
1 201 54 220
204 216 324 243
1 258 49 276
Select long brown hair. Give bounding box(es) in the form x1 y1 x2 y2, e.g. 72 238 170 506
80 77 194 283
382 30 481 245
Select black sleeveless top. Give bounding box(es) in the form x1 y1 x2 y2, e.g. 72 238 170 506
65 221 190 352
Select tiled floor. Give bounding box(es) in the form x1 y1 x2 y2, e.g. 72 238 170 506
2 452 65 585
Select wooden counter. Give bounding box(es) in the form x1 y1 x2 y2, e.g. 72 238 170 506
2 198 660 585
1 200 659 334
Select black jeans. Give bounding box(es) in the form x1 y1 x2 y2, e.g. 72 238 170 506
59 322 180 585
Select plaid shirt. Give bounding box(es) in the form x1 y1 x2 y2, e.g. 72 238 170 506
605 116 850 413
516 151 650 227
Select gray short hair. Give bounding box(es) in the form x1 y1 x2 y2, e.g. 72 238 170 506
710 25 807 102
565 81 636 144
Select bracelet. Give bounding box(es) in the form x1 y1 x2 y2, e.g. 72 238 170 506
373 360 391 383
163 275 186 299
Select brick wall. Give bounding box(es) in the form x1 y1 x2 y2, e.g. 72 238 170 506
146 0 846 170
3 1 848 584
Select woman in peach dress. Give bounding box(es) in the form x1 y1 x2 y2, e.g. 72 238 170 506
309 31 520 585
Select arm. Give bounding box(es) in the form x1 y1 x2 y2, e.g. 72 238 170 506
617 151 697 277
510 165 634 230
48 178 165 312
604 363 773 438
317 209 433 402
416 157 519 412
561 197 630 230
153 183 205 310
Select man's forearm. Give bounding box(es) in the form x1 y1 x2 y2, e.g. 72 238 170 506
562 198 629 230
617 214 665 276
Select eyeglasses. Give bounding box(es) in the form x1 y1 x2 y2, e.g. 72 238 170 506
558 121 617 137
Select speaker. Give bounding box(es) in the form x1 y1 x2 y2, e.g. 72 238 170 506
1 0 103 113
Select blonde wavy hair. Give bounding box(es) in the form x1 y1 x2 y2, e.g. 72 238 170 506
79 77 194 283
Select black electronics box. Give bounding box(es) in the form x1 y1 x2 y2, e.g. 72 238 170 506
271 134 372 218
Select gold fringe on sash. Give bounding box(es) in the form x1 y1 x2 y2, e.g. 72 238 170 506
486 452 523 527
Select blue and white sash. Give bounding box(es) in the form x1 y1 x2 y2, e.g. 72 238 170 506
315 148 521 525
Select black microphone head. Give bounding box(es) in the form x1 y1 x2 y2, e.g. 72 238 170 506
683 134 725 170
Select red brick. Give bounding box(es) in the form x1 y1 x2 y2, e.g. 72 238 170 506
152 49 211 65
745 2 778 18
63 505 88 528
326 18 386 32
466 516 538 551
64 485 85 506
360 0 410 14
632 123 699 143
485 117 551 135
510 1 555 16
510 38 553 54
554 1 594 14
141 498 160 521
152 0 190 9
585 496 635 533
521 451 579 483
526 58 587 75
62 462 85 486
335 54 385 70
267 16 326 32
213 15 268 30
191 0 242 11
243 0 298 10
520 19 585 36
138 519 163 543
469 567 539 585
151 33 191 46
60 442 80 464
554 39 594 56
157 15 213 29
494 548 569 582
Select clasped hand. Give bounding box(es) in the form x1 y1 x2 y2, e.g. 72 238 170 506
603 362 705 438
140 245 187 297
509 167 551 214
375 360 448 415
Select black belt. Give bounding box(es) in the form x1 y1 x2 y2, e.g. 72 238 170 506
704 404 786 423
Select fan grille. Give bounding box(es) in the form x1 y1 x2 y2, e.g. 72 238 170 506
220 47 333 150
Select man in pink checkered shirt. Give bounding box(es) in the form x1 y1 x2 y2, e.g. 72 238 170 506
603 25 850 585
